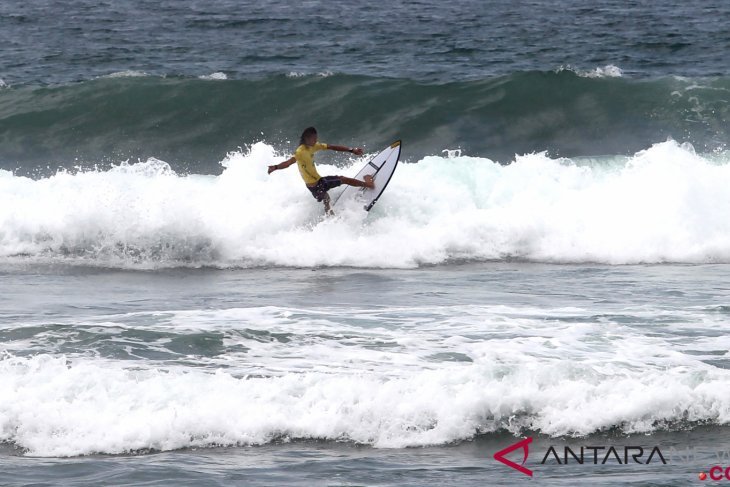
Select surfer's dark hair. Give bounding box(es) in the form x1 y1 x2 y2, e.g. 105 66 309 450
299 126 317 145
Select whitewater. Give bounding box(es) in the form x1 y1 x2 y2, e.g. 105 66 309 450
2 267 730 458
1 140 729 268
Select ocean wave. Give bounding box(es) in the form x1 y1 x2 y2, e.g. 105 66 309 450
2 301 729 456
1 72 728 175
1 140 729 268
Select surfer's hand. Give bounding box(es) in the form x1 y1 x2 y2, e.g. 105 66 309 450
352 147 364 156
267 165 277 174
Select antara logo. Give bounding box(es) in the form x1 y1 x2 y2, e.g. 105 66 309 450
541 445 666 465
493 437 667 477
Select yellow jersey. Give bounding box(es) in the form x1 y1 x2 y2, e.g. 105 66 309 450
294 142 328 185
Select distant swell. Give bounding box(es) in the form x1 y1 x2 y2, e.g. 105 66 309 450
0 72 728 175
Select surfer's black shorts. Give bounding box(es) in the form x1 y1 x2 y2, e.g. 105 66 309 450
307 176 342 202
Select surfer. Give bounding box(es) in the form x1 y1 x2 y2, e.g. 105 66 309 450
268 127 374 214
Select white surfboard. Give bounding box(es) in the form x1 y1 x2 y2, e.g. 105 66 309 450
332 140 401 211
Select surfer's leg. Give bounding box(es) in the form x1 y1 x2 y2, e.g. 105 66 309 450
323 193 334 215
340 175 374 189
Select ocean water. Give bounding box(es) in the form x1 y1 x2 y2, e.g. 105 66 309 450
1 1 730 485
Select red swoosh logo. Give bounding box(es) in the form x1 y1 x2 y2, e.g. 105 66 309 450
493 437 533 477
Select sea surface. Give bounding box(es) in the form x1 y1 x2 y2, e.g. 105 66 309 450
1 1 729 485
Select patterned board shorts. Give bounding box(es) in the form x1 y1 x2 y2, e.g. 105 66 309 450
307 176 342 202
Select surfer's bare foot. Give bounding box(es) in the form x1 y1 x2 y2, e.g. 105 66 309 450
363 175 375 189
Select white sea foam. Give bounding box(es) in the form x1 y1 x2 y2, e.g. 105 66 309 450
1 140 729 268
286 71 334 78
558 64 624 78
199 72 228 80
581 64 624 78
2 303 730 456
101 70 149 78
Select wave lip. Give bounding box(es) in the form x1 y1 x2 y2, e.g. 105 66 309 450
198 72 228 80
565 64 624 78
100 70 150 79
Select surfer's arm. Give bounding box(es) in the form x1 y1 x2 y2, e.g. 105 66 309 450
268 156 296 174
327 145 364 156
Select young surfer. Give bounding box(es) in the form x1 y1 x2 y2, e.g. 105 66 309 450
268 127 374 214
